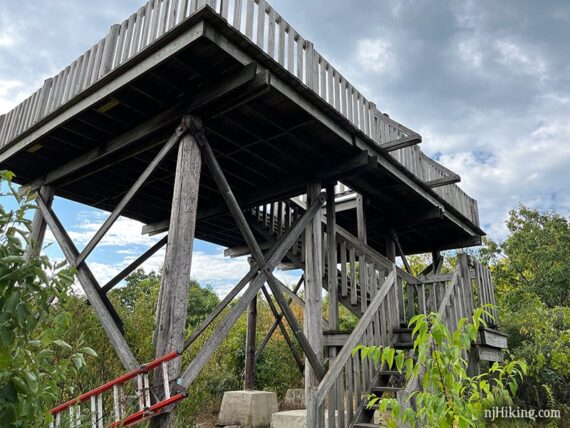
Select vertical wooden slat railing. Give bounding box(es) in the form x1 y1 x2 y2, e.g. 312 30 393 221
308 268 400 428
0 0 478 229
398 254 498 410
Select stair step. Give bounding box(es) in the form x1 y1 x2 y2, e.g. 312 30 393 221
393 341 414 349
378 370 405 376
353 423 380 428
371 386 403 393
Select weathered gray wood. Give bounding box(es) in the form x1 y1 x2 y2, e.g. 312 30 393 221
244 292 257 390
151 131 201 427
322 333 350 347
180 193 325 388
184 267 257 350
340 241 347 297
305 182 324 393
254 275 304 366
0 20 207 164
380 134 421 152
356 194 368 315
75 122 187 267
260 285 305 374
477 345 503 362
349 247 357 305
478 329 508 349
326 184 338 331
25 186 55 261
317 270 396 403
194 121 325 379
36 195 139 372
102 235 168 293
25 64 259 193
99 25 120 78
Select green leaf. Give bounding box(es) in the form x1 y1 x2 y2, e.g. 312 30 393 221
52 339 72 351
1 327 15 347
384 347 395 369
78 347 97 357
395 351 404 372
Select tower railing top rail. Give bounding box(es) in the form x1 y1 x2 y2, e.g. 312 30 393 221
0 0 478 226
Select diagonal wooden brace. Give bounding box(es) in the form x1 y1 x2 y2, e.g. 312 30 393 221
180 192 325 388
191 116 326 380
36 194 139 372
75 121 189 266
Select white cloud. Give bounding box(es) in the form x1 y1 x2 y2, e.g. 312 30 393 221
494 39 548 79
356 38 395 74
457 38 483 69
43 208 301 297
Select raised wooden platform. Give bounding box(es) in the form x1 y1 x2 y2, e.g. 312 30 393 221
0 1 483 255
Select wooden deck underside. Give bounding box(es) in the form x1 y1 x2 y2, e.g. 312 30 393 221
0 10 483 255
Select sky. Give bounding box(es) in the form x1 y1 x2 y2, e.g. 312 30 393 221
1 0 569 295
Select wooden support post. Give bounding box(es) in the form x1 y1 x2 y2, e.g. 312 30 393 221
25 186 55 260
326 183 340 428
304 182 324 397
36 196 139 371
191 120 325 379
151 130 201 427
432 251 443 274
244 284 257 390
326 184 338 331
180 196 325 388
356 194 368 315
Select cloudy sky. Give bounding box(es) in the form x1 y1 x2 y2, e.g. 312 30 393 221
1 0 569 294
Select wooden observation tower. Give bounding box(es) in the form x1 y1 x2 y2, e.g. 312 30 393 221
0 1 507 426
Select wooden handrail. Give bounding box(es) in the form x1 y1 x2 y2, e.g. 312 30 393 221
0 0 478 227
316 268 396 404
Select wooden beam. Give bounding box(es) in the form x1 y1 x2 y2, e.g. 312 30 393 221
0 20 207 164
23 64 264 193
184 267 257 350
254 275 304 363
151 131 202 426
25 185 55 260
392 230 411 274
36 195 139 372
244 292 257 390
425 175 461 188
180 193 325 388
142 151 376 236
304 182 324 393
102 235 168 293
75 123 187 266
326 184 338 331
193 122 326 379
260 285 305 374
380 134 421 152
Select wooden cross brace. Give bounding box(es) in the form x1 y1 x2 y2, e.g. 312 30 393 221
188 115 326 380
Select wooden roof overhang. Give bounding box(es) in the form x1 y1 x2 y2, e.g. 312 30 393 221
0 8 483 255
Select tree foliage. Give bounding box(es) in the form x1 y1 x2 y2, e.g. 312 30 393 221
356 308 526 428
482 206 570 413
0 171 96 427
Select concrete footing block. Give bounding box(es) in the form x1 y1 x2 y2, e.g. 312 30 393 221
217 390 279 428
270 409 347 428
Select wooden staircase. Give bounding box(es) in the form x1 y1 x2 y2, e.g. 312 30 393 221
226 190 506 428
